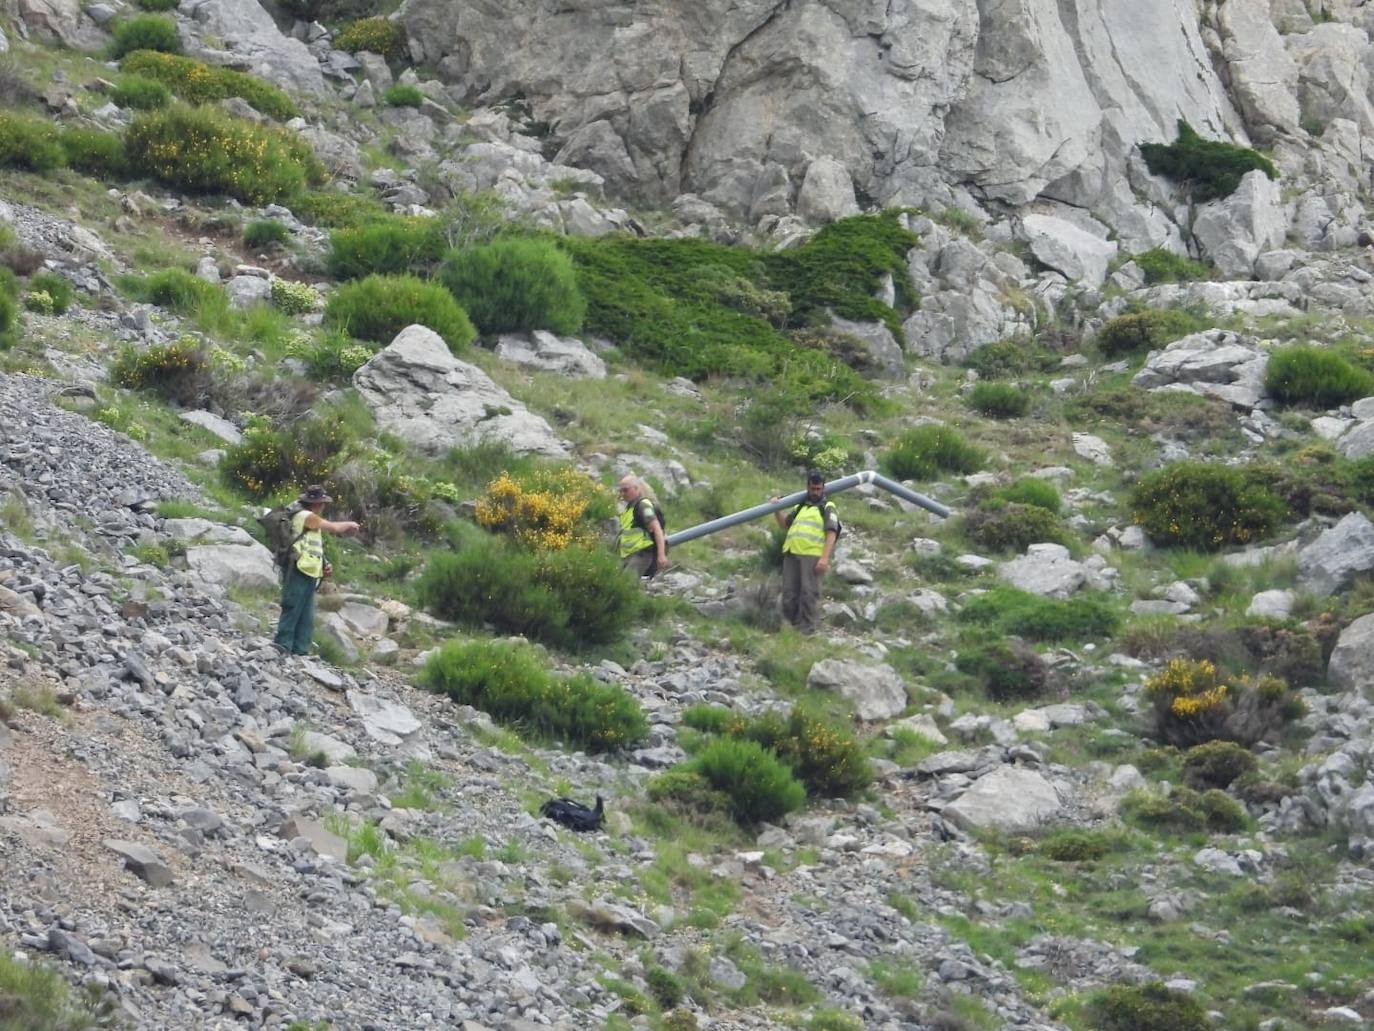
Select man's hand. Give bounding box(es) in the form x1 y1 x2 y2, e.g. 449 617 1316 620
323 560 334 579
341 521 361 535
815 556 830 575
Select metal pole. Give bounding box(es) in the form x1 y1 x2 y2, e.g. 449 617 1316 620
664 470 950 548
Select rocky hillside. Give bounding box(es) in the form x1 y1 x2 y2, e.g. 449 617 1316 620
2 0 1374 1030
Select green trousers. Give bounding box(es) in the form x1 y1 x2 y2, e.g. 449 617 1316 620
274 566 319 655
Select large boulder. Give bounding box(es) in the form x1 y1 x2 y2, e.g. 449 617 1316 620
352 326 572 459
17 0 105 50
1327 612 1374 692
1191 170 1289 279
495 331 607 379
998 543 1089 598
806 659 908 720
795 156 860 225
1020 213 1117 288
183 0 327 97
1131 329 1268 409
944 766 1062 833
1297 512 1374 597
184 543 278 591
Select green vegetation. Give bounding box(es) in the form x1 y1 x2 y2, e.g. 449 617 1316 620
679 737 807 824
221 414 350 499
954 638 1049 702
111 73 171 110
0 112 65 173
121 50 299 120
324 274 476 352
327 217 445 280
967 381 1029 418
1086 981 1209 1031
1094 307 1211 358
112 336 217 407
383 83 424 107
1131 247 1211 284
1139 119 1279 202
419 638 648 751
956 586 1119 643
109 15 181 59
1264 344 1374 408
881 424 985 482
1131 462 1286 551
333 16 407 59
997 477 1060 513
126 105 322 204
244 219 291 250
0 949 117 1029
27 271 74 315
963 500 1073 552
440 237 586 336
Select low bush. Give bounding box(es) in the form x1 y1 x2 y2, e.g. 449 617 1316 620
1144 658 1304 747
270 277 319 315
126 105 321 204
121 50 299 120
1085 980 1209 1031
293 189 388 230
1140 119 1278 202
111 73 171 110
967 381 1029 418
419 639 648 752
0 112 65 172
383 83 424 107
111 337 215 407
963 501 1073 552
416 528 643 649
998 478 1060 513
474 468 611 551
1264 344 1374 409
956 586 1119 642
1131 461 1285 551
742 708 872 798
1181 739 1257 789
333 16 407 59
137 0 179 9
689 737 807 824
289 330 375 380
27 271 74 315
221 414 350 498
882 424 986 482
964 339 1058 380
244 219 290 250
646 767 734 821
0 951 118 1029
1094 307 1211 358
126 267 228 320
59 126 129 179
324 274 475 352
327 217 445 279
440 237 586 336
1039 829 1116 862
1132 247 1211 285
110 14 181 58
955 638 1050 702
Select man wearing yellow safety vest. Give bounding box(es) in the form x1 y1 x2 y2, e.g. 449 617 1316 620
273 485 360 656
616 474 669 579
772 471 839 634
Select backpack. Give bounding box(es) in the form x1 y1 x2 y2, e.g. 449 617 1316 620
791 499 843 541
258 501 304 576
632 497 666 534
539 795 604 832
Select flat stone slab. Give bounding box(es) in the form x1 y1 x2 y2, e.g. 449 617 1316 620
944 766 1062 833
104 838 175 887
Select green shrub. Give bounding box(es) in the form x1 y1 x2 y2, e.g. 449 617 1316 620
383 83 424 107
221 415 350 498
1264 344 1374 408
0 112 65 172
1095 307 1211 358
1140 119 1278 202
126 267 227 318
1131 462 1285 551
957 586 1119 642
955 639 1049 702
1181 740 1257 789
1039 829 1113 862
967 381 1029 418
647 967 685 1010
126 105 321 204
270 278 319 315
137 0 179 9
690 707 871 798
1145 658 1304 748
112 337 215 407
963 501 1073 552
111 73 171 110
1086 980 1209 1031
244 219 290 250
998 478 1060 513
964 339 1057 380
27 271 74 315
416 529 643 649
419 639 648 752
110 14 180 58
882 424 986 482
293 189 389 230
325 274 475 352
59 126 129 178
0 290 16 346
327 217 445 279
440 237 586 336
0 951 118 1030
291 331 375 380
646 767 733 819
1132 247 1210 285
1199 787 1247 832
333 16 407 59
689 737 807 824
121 50 299 120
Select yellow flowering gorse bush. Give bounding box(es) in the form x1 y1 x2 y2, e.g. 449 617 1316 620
475 469 607 551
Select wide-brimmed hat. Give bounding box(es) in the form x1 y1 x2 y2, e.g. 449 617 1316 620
299 485 333 504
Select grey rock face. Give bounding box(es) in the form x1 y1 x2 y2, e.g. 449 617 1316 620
185 543 279 592
495 332 608 379
1131 329 1268 409
1297 512 1374 596
944 766 1061 833
1327 612 1374 691
1020 214 1117 288
104 839 175 887
179 410 243 445
353 325 572 458
998 544 1090 598
1191 170 1289 279
184 0 328 97
806 659 909 720
17 0 106 50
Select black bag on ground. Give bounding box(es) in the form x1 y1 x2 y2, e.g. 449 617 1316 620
539 795 604 832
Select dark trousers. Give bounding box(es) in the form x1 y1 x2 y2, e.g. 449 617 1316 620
274 566 319 655
622 549 658 578
781 552 820 633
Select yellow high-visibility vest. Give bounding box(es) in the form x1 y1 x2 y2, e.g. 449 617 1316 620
291 509 324 578
783 501 836 557
618 500 657 558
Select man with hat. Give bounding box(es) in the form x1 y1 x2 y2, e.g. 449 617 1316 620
771 471 840 634
273 485 360 656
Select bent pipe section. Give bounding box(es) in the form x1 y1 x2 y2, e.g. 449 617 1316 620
664 470 950 548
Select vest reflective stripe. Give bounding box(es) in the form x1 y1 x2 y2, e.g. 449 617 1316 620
292 509 324 578
783 502 835 557
618 500 655 558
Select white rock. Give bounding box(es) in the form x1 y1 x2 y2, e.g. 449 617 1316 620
179 410 242 444
945 766 1062 833
185 543 278 592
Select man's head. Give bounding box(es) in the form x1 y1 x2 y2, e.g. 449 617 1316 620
806 471 825 501
300 484 333 511
617 475 645 504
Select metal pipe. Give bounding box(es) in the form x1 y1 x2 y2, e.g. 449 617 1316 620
664 470 950 548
